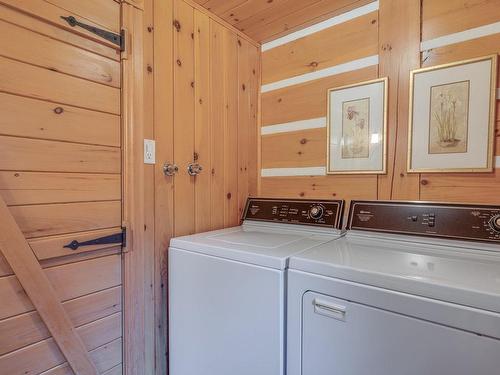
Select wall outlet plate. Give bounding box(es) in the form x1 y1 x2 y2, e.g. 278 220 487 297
144 139 156 164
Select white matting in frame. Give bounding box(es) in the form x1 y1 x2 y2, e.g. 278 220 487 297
327 77 388 174
408 55 497 173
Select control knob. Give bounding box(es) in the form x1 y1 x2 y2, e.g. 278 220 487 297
309 205 324 220
490 215 500 233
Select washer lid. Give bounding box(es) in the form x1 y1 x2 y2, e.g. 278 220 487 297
290 234 500 313
169 223 342 270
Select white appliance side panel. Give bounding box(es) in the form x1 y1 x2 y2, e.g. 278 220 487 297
301 291 500 375
169 248 284 375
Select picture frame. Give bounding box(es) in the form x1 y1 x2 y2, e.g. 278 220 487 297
408 55 498 173
327 77 388 174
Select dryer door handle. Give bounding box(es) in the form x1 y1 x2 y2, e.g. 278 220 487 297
313 299 347 321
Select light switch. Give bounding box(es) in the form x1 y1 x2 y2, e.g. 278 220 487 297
144 139 156 164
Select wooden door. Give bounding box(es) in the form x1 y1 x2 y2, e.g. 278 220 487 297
0 1 123 374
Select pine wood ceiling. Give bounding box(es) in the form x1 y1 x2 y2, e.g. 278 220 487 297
194 0 374 42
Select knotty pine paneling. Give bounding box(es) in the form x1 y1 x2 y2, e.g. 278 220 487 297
422 0 500 42
194 0 374 42
262 65 377 126
259 0 499 207
261 11 378 84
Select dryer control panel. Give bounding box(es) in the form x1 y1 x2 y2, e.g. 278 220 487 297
347 201 500 243
243 198 344 229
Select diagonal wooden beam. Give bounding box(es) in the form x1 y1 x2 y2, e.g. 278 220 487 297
0 196 98 375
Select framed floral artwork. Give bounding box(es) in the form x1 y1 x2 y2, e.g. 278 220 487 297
327 77 388 174
408 55 498 173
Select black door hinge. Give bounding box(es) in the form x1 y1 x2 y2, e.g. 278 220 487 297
64 228 127 251
61 15 125 51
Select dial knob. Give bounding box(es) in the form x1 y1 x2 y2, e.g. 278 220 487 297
309 205 324 220
490 215 500 232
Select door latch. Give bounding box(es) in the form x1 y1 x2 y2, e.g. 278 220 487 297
63 229 126 251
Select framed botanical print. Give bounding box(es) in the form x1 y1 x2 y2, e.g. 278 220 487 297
327 77 388 174
408 55 498 173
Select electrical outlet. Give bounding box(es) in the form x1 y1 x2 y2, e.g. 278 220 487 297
144 139 156 164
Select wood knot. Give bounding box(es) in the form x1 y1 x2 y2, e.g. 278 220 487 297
147 26 153 32
300 138 307 144
147 65 153 73
176 59 182 66
309 61 319 68
420 179 429 186
237 39 242 46
227 192 232 199
173 20 181 32
299 192 305 197
53 107 64 115
193 152 199 161
191 81 195 88
242 84 246 91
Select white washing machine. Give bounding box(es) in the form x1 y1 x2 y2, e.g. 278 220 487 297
287 200 500 375
169 198 345 375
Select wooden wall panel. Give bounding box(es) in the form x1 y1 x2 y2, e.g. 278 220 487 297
262 66 377 125
209 20 227 229
194 10 213 233
422 0 500 41
173 0 196 236
259 0 499 208
223 29 240 227
261 11 378 84
262 128 326 168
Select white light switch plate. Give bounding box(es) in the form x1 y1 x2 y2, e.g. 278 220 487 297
144 139 156 164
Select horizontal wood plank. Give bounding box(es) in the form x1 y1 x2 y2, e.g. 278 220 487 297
422 34 500 71
262 128 326 168
45 0 120 33
0 286 121 355
29 228 124 260
0 93 120 146
0 252 12 277
260 175 378 207
420 171 500 204
422 0 500 41
262 12 378 84
0 4 119 61
0 136 121 174
262 65 378 125
0 56 120 114
0 20 120 87
0 313 121 375
39 339 122 375
0 254 121 320
0 171 121 206
0 0 120 50
10 201 121 238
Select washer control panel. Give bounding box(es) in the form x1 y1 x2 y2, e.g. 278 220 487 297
347 201 500 243
243 198 344 229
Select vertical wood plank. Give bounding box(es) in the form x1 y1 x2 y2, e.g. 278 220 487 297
194 10 212 233
224 29 240 227
153 0 174 373
248 44 261 197
210 20 226 230
174 0 196 236
377 0 421 200
238 39 251 215
143 0 156 373
122 3 146 375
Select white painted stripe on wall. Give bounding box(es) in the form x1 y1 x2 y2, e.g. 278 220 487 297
261 117 327 135
261 167 326 177
261 55 379 93
421 21 500 51
262 1 379 52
